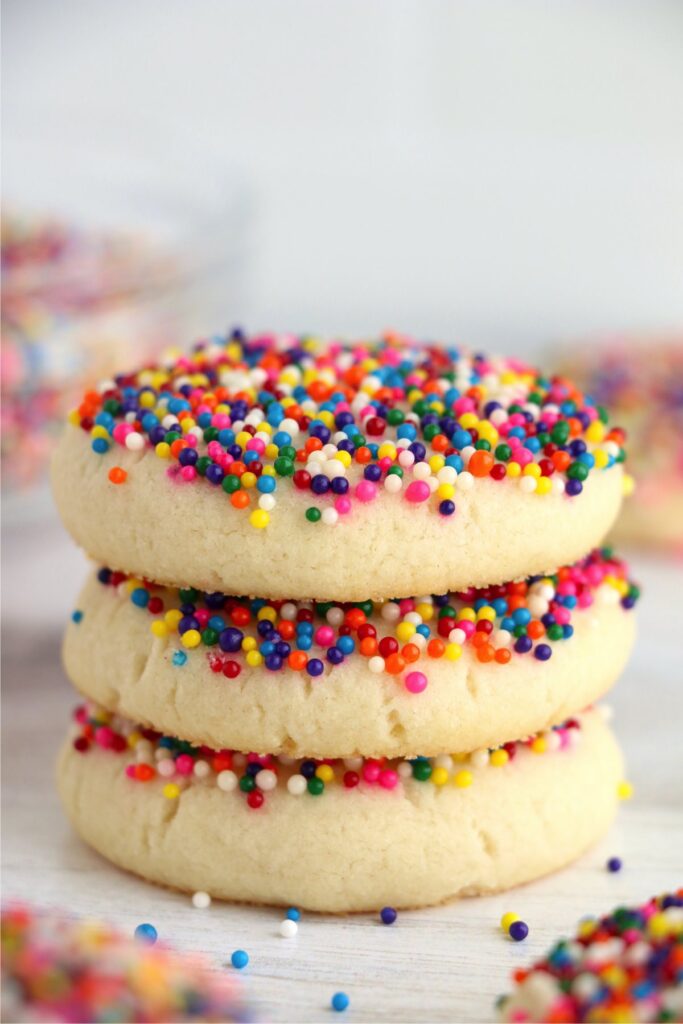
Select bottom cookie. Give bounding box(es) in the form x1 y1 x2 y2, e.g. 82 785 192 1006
57 707 623 913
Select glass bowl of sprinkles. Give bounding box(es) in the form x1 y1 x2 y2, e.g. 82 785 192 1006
1 134 251 519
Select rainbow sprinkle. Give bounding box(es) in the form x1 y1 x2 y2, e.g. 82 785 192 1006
93 548 639 693
71 702 594 809
497 891 683 1023
1 903 252 1023
68 330 629 528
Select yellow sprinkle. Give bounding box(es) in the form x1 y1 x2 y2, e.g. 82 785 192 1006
261 465 276 477
378 443 397 461
490 749 509 767
139 391 156 409
458 412 478 429
318 410 334 428
155 442 171 459
506 462 521 478
437 483 456 500
181 629 201 649
476 606 496 621
454 770 473 788
622 473 635 497
128 731 141 748
246 650 263 667
531 736 547 754
336 449 352 467
523 463 541 478
150 621 168 639
593 449 609 469
477 422 498 445
431 767 450 787
241 472 257 489
241 636 257 652
428 455 445 473
165 609 183 631
415 602 434 621
67 409 81 425
265 443 279 460
578 917 598 939
250 509 270 528
585 421 606 443
536 477 552 495
163 783 180 800
396 622 416 643
444 643 462 661
501 912 519 931
257 606 277 622
316 764 334 783
90 425 109 440
617 780 634 801
180 418 196 434
459 607 476 622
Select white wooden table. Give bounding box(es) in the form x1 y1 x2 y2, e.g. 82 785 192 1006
2 517 682 1023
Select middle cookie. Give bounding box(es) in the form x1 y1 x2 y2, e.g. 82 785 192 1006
64 549 637 759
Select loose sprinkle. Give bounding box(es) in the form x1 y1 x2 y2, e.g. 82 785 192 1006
230 950 249 970
191 891 211 909
501 912 520 931
606 856 623 873
95 548 638 697
134 923 157 944
498 890 683 1023
279 919 298 938
331 992 350 1012
107 466 127 484
380 907 397 925
509 920 529 942
286 907 301 921
72 702 589 811
71 331 628 530
71 610 83 624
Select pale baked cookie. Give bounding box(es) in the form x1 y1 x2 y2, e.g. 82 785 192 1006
497 890 683 1023
58 704 623 913
64 550 638 758
51 333 628 601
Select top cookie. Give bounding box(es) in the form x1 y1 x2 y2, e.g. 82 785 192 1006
52 331 627 600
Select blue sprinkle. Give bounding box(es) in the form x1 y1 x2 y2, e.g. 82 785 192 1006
71 610 83 624
332 993 349 1012
231 949 249 969
607 856 623 873
286 907 301 921
134 923 157 944
91 438 109 454
380 906 397 925
172 651 188 667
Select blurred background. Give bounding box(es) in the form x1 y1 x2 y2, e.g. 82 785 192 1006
2 0 682 591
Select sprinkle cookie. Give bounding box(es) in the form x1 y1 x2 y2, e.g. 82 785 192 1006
63 550 637 757
51 332 628 600
57 704 623 913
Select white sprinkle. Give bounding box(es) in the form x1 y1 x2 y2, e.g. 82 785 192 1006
192 891 212 909
287 774 307 796
368 656 386 674
279 919 298 938
217 770 238 792
256 769 278 792
455 471 474 491
321 507 338 526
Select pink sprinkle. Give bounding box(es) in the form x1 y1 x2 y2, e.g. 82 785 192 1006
246 438 265 454
362 761 381 784
195 609 210 628
212 413 231 429
355 480 378 502
456 619 475 638
379 769 399 789
184 434 198 448
181 466 197 481
404 480 430 503
335 496 352 515
125 764 137 779
112 423 133 444
405 671 428 694
175 754 195 776
315 626 335 646
94 726 115 749
398 598 415 615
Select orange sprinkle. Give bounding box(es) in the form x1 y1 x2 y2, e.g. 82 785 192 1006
230 491 250 509
108 467 127 484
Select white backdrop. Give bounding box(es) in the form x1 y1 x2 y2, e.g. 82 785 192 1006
3 0 683 353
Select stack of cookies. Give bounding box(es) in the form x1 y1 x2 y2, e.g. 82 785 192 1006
53 332 638 912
